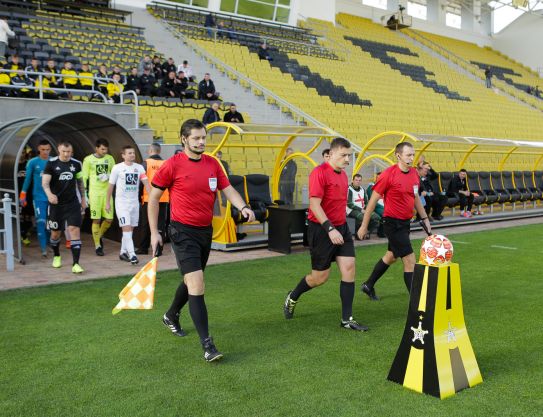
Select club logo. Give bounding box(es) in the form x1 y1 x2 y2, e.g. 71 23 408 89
209 177 217 192
59 172 73 181
96 164 108 175
125 173 138 185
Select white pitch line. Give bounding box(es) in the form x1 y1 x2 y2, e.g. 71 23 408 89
450 240 469 244
490 245 518 250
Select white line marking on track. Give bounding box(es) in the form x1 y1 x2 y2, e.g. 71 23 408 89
490 245 517 250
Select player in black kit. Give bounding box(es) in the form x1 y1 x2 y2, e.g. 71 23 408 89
42 142 87 273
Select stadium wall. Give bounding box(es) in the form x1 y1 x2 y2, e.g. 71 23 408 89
492 12 543 73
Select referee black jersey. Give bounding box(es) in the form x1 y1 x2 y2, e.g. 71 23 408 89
44 157 83 205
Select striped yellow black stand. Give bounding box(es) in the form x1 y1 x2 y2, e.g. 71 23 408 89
387 263 483 399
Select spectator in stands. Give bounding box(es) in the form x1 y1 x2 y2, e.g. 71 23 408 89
347 174 379 239
205 12 216 37
0 69 10 96
35 69 57 100
79 63 94 91
61 61 78 98
417 161 446 221
25 57 42 81
484 66 492 88
161 57 176 79
216 150 231 175
202 102 221 126
107 73 124 104
125 67 140 94
279 147 297 204
387 14 398 27
94 64 109 97
176 71 195 99
535 86 541 99
258 43 273 61
447 168 474 218
138 55 152 76
0 17 15 60
217 21 233 40
110 65 126 85
159 70 180 98
138 66 158 96
152 55 163 80
45 59 60 88
177 60 195 82
322 148 330 163
4 54 22 79
223 103 244 123
198 73 219 100
11 70 33 98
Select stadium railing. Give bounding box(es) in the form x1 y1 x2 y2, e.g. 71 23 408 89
0 194 15 272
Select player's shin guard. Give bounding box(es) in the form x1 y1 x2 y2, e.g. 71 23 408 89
71 240 82 265
290 276 312 301
91 223 101 248
366 259 390 288
340 281 355 321
50 238 61 257
188 295 209 343
99 220 111 239
167 281 189 317
122 231 135 257
403 271 413 292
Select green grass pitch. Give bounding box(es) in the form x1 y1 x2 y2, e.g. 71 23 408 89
1 224 542 416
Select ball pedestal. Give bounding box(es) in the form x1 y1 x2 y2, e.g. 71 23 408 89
387 263 483 399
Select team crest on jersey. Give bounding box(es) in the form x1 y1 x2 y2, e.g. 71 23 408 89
209 177 217 191
125 173 138 185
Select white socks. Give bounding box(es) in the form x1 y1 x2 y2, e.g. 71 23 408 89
121 231 135 257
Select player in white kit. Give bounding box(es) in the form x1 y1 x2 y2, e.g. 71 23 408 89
106 145 150 264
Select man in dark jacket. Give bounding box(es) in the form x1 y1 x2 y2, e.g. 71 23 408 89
125 67 140 94
279 147 297 204
418 162 446 220
223 103 244 123
138 67 158 96
258 43 273 61
447 168 474 217
202 102 221 126
198 73 219 100
161 57 176 79
177 71 195 99
159 71 180 98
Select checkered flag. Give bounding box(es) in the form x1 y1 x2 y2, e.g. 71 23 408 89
112 257 157 315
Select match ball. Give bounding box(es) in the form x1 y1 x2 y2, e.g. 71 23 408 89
419 234 453 266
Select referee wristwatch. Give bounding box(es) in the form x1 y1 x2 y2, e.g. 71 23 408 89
322 220 335 232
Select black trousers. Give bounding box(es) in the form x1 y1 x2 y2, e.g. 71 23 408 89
424 194 448 217
458 194 474 211
137 202 169 251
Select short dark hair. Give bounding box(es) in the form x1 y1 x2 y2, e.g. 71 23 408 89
329 137 350 150
353 173 362 180
38 140 50 147
122 145 134 153
322 148 330 157
95 138 109 148
58 141 73 149
180 119 206 139
394 142 413 155
459 168 467 173
149 143 161 153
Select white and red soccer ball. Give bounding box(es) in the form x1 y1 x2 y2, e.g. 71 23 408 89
419 234 454 266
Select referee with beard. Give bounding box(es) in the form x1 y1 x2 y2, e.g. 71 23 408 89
283 137 368 332
148 119 255 362
357 142 431 300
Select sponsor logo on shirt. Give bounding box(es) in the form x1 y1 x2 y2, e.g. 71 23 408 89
209 177 217 192
59 172 73 181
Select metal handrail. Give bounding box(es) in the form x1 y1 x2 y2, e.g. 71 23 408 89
163 22 370 162
120 90 139 128
0 194 14 272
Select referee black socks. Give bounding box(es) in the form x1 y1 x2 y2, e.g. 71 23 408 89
340 281 355 321
290 276 312 301
189 295 209 343
366 259 390 288
167 282 189 318
403 272 413 293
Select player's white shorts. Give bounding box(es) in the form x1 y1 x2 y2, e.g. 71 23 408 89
116 203 140 227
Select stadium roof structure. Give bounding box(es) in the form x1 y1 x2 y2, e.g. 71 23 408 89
353 130 543 173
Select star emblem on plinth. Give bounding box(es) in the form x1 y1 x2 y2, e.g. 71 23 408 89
445 321 457 343
411 321 429 344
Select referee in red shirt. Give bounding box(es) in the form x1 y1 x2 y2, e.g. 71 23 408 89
283 138 368 331
357 142 431 300
148 119 255 362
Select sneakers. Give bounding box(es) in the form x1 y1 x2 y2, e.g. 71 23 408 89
361 282 380 301
340 317 369 332
202 336 223 362
52 256 62 268
460 211 472 218
162 313 187 337
474 210 484 215
283 291 297 319
130 255 139 265
22 237 31 246
41 251 48 258
95 246 104 256
72 263 84 274
119 252 130 262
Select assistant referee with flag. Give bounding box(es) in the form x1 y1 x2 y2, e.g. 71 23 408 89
148 119 255 362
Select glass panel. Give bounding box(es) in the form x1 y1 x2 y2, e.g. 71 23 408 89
220 0 236 13
192 0 209 7
275 7 290 23
237 0 275 20
278 0 291 5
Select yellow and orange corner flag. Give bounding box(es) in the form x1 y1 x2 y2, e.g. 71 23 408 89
112 257 158 315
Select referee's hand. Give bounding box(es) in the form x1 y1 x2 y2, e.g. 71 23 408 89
329 229 344 245
151 233 163 257
357 226 368 241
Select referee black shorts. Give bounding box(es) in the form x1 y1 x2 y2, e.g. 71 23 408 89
47 201 82 231
169 221 213 275
308 221 355 271
382 217 413 259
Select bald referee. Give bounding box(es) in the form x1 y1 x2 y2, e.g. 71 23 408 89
149 119 255 362
357 142 431 300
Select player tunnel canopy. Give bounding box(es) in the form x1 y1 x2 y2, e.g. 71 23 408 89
0 111 141 262
353 131 543 174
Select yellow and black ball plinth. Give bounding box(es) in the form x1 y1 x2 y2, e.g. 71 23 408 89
387 263 483 399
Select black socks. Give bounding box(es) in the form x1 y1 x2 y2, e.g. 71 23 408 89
339 281 355 321
290 276 312 301
70 240 81 265
403 272 413 292
189 295 209 343
167 281 189 318
50 238 60 257
366 259 390 288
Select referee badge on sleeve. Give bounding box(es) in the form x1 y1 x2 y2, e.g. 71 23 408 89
209 177 217 191
413 185 419 195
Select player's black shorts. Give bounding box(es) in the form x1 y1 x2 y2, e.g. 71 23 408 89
169 221 213 275
47 201 82 231
308 221 355 271
383 217 413 258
